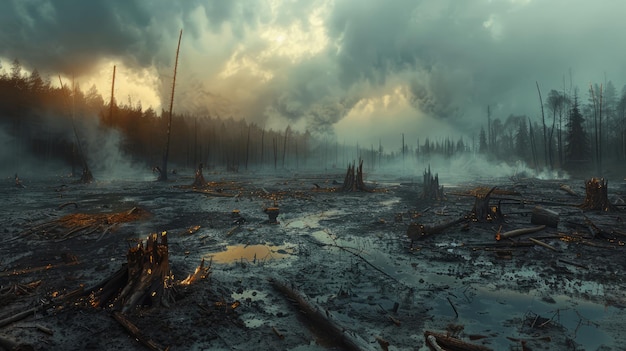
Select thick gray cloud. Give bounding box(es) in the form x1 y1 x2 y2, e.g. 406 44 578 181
2 0 626 140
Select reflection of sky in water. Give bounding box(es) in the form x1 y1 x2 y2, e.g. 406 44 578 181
207 244 294 264
430 286 617 350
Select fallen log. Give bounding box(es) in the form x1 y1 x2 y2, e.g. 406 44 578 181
424 331 493 351
496 225 546 241
406 216 467 245
269 278 374 351
528 238 558 252
530 206 559 228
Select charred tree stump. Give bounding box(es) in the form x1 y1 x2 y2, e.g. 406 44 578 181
342 160 369 192
192 163 206 188
342 162 355 192
471 186 502 222
530 206 559 228
91 232 173 312
579 178 616 212
422 166 444 201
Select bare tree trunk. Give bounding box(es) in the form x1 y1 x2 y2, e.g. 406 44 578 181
537 82 548 168
160 29 183 181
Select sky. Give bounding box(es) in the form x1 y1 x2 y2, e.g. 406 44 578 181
1 0 625 148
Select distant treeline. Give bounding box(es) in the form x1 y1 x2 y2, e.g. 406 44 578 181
477 83 626 174
2 58 625 176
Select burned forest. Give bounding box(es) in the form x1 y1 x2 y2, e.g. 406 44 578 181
3 15 626 351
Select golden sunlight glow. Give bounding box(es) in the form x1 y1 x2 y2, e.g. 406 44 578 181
81 60 162 111
334 84 454 146
219 2 329 83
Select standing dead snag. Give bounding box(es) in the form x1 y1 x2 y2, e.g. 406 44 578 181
422 166 444 201
580 178 616 212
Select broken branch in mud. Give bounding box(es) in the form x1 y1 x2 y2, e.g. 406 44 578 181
528 238 558 252
306 235 401 284
269 278 374 351
406 216 467 244
424 331 493 351
496 225 546 241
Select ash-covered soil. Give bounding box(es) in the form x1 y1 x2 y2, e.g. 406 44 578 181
1 169 626 351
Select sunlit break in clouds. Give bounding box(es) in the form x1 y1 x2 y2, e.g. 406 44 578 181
1 0 626 146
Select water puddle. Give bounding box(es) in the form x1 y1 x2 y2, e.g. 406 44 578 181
431 286 618 350
207 244 295 264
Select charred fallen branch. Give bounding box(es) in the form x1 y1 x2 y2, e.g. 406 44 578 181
342 160 370 192
269 278 373 351
579 178 617 212
422 166 444 201
424 330 493 351
496 225 546 241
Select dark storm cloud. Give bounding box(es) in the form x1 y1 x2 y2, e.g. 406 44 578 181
3 0 626 139
0 0 256 74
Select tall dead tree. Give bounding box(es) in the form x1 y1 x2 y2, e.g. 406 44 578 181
109 65 116 126
59 76 93 183
159 29 183 181
537 81 548 168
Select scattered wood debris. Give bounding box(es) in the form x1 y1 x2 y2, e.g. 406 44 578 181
15 207 150 241
424 330 493 351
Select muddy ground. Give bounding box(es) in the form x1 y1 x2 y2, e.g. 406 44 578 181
1 168 626 351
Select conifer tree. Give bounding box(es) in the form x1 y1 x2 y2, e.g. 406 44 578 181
565 93 590 162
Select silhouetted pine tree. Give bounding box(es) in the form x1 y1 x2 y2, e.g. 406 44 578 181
565 94 590 161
